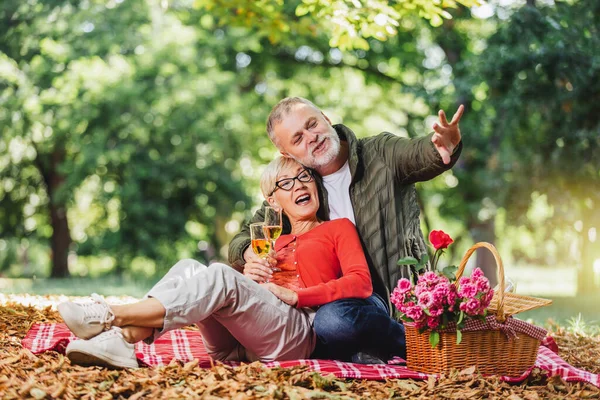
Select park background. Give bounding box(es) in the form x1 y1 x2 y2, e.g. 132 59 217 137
1 0 599 326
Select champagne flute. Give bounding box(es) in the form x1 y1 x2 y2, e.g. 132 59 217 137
263 207 282 244
250 223 271 258
263 207 282 272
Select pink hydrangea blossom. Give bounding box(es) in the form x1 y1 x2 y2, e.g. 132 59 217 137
397 278 412 293
429 305 444 317
458 283 477 298
458 276 470 286
392 252 494 334
422 271 440 286
476 278 490 293
472 268 484 279
417 292 434 309
465 298 481 315
427 316 440 329
405 305 424 321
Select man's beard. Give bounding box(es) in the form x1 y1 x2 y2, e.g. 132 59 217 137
294 131 341 171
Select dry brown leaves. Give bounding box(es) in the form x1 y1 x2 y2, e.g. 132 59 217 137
548 322 600 375
1 295 599 399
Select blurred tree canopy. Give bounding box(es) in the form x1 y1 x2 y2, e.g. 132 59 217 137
0 0 598 293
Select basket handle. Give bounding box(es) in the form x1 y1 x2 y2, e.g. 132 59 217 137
455 242 505 322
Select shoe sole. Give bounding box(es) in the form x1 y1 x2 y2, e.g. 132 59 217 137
67 349 139 369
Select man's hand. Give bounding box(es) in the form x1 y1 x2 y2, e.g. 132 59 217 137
432 104 464 165
242 246 276 283
261 282 298 307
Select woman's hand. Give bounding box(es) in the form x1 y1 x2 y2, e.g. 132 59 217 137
261 283 298 307
242 246 278 283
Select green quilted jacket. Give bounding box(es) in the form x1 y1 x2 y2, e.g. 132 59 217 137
228 124 462 302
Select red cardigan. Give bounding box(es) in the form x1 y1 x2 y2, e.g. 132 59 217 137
274 218 373 308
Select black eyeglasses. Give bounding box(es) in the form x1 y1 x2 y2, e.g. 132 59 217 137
269 169 314 196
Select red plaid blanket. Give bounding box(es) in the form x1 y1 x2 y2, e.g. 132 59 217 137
21 323 599 387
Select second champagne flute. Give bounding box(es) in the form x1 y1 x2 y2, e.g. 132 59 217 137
263 207 282 272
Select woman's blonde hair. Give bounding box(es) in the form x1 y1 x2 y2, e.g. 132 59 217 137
260 156 302 199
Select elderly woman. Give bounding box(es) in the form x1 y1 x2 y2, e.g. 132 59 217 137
58 157 406 368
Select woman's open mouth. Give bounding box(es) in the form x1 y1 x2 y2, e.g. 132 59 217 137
295 194 311 205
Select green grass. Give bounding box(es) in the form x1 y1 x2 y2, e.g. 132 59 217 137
518 293 600 327
0 276 157 298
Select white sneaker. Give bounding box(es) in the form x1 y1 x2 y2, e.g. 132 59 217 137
66 327 139 369
58 294 115 339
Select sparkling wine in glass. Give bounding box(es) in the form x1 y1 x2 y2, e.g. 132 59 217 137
264 207 282 272
263 207 282 243
250 223 271 258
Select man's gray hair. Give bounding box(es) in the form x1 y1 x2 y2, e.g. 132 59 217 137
260 156 301 199
266 97 319 147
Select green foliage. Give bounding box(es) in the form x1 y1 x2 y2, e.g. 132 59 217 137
0 0 258 275
429 330 440 347
0 0 597 286
417 0 599 291
440 265 458 281
196 0 481 50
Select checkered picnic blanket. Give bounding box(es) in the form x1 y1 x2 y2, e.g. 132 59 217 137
21 323 599 387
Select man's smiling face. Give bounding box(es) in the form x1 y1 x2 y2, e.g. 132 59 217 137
272 103 341 170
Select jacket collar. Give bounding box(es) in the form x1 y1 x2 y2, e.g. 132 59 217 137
333 124 361 183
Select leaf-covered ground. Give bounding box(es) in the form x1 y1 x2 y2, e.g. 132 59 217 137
1 294 599 399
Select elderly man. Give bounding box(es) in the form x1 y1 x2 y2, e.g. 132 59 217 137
229 97 463 362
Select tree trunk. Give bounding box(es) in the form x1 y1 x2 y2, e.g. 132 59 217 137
49 202 71 277
43 149 72 278
469 219 498 288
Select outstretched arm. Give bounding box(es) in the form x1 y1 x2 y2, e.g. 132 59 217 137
376 105 464 185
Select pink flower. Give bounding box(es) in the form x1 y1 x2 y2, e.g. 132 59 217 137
427 316 441 329
397 278 412 294
429 306 444 317
458 276 470 286
422 271 440 284
472 268 484 279
415 319 428 329
390 290 406 309
458 283 477 299
417 292 434 309
431 282 451 304
405 305 424 321
482 289 494 306
447 285 458 305
465 298 481 315
476 278 490 294
414 282 429 297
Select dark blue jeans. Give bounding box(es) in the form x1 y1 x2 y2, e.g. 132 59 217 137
311 294 406 361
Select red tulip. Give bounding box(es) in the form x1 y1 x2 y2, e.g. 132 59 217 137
429 230 454 250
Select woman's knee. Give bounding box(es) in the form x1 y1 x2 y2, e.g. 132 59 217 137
168 259 207 278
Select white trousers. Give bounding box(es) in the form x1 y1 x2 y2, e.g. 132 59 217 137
145 259 316 362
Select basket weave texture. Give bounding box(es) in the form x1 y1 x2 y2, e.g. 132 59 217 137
404 242 552 376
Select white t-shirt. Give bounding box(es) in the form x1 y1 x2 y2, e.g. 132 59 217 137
322 161 356 225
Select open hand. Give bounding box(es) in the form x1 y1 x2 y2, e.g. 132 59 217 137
432 104 464 165
261 282 298 306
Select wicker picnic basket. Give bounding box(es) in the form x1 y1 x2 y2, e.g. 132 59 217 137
405 242 553 376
